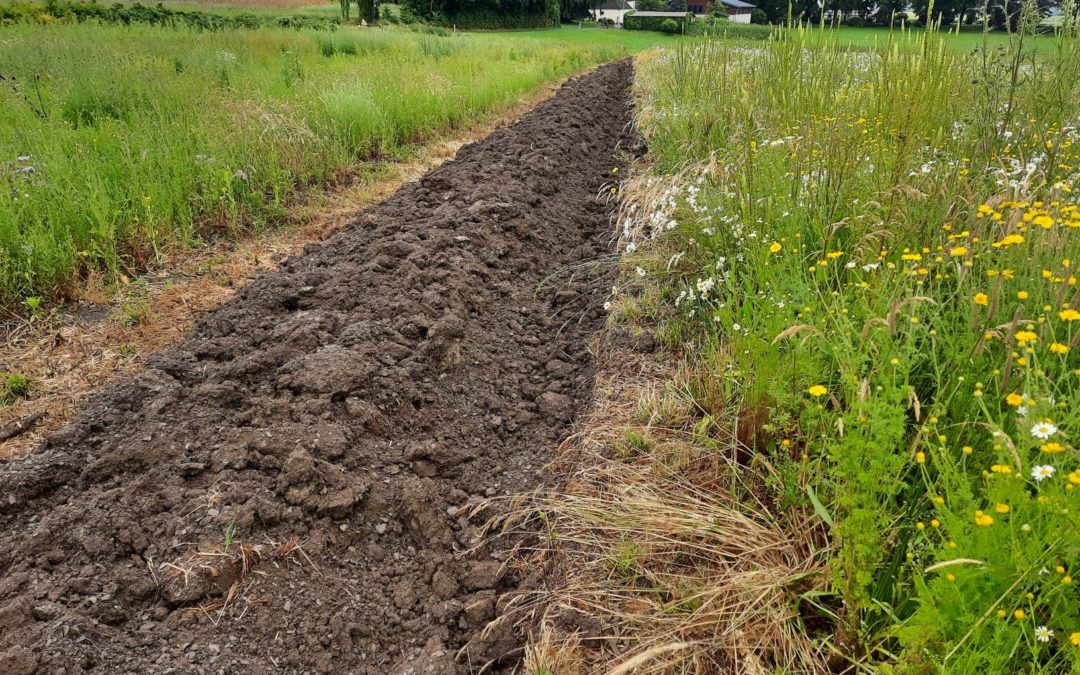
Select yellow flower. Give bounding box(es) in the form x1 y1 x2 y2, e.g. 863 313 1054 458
993 234 1025 248
1065 576 1073 585
769 242 782 253
1041 442 1064 454
1015 330 1038 345
946 573 956 581
1061 308 1080 321
807 385 828 397
916 521 926 530
1017 290 1029 300
931 518 941 528
1006 393 1023 407
974 292 989 306
1050 342 1070 354
974 510 994 526
997 609 1007 619
949 246 968 257
1072 632 1080 647
916 451 926 464
1014 609 1025 619
1033 215 1055 228
995 503 1010 514
990 464 1013 474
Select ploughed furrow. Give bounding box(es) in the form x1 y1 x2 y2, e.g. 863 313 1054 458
0 60 634 673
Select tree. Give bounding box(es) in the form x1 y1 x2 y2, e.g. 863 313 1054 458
751 0 821 24
562 0 592 21
636 0 669 10
359 0 379 23
669 0 689 10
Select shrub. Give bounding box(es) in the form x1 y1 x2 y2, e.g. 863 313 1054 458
659 17 680 33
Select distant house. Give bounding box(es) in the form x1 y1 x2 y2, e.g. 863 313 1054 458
590 0 635 24
687 0 755 22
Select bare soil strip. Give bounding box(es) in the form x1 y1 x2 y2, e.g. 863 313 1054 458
0 60 634 673
0 74 574 461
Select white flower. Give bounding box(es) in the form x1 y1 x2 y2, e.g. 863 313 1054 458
1031 422 1058 439
1017 406 1028 417
1035 626 1053 643
635 267 645 277
603 301 612 311
1031 465 1056 482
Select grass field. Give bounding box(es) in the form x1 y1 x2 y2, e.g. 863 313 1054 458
488 23 681 53
483 20 1059 54
543 19 1080 673
0 22 626 308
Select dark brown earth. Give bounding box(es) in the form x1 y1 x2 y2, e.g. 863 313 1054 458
0 60 634 674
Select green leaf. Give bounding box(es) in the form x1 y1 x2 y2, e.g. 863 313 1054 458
805 484 834 527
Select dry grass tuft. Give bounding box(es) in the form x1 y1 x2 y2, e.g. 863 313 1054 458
495 337 831 674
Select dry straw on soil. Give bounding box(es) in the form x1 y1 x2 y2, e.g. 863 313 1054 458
494 334 831 674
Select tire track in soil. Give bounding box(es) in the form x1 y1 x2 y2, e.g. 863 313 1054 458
0 61 634 674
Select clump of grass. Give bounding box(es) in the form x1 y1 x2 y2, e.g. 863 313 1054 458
1 372 32 405
119 281 153 327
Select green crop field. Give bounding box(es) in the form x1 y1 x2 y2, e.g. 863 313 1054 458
0 21 626 307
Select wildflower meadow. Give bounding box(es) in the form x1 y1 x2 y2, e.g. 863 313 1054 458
620 5 1080 670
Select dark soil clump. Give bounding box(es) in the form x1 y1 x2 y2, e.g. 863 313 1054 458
0 60 634 673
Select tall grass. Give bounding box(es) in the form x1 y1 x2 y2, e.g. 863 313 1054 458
617 5 1080 670
0 23 622 306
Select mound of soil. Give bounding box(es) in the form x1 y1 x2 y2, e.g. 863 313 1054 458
0 61 633 673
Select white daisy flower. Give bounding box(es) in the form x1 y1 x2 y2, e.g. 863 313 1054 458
1031 465 1056 482
1031 422 1058 439
1035 626 1053 643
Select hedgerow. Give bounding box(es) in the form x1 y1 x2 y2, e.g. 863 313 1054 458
0 0 340 31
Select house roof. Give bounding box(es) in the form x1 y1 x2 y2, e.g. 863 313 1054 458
631 10 690 16
720 0 755 7
594 0 633 9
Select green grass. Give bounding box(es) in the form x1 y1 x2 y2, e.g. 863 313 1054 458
485 21 1058 55
487 22 680 53
809 23 1057 53
620 14 1080 672
0 22 626 307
